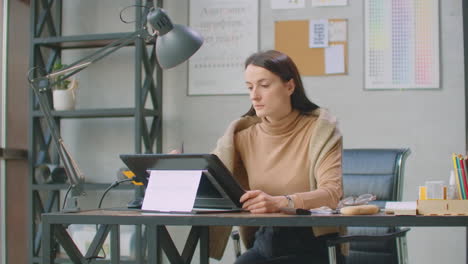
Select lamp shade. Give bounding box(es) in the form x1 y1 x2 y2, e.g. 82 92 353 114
156 24 203 69
147 8 203 69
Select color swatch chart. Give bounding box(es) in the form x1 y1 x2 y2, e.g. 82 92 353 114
365 0 439 89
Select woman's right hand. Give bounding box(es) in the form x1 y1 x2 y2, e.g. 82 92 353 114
240 190 288 214
168 149 181 154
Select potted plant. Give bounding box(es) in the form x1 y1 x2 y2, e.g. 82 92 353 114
52 59 78 111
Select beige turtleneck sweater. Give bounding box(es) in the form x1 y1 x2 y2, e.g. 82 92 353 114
208 108 344 260
234 110 342 210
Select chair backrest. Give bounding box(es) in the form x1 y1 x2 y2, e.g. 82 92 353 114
342 148 410 207
341 148 411 264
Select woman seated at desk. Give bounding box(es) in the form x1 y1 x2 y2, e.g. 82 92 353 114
209 50 345 264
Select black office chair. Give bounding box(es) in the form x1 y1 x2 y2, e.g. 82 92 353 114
326 148 411 264
231 148 411 264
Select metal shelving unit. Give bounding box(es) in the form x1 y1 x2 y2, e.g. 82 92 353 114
28 1 162 263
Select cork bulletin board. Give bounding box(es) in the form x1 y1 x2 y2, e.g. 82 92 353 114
275 19 348 76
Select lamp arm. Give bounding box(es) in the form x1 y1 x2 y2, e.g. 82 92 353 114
28 28 150 198
46 29 149 88
30 79 85 196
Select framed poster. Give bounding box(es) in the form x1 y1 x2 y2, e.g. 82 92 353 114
365 0 440 89
188 0 259 95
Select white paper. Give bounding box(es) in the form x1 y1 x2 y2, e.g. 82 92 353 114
309 20 328 48
271 0 305 9
142 170 203 212
325 44 345 74
385 201 417 215
328 20 347 42
311 0 347 7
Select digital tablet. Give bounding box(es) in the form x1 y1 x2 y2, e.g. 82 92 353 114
119 153 246 210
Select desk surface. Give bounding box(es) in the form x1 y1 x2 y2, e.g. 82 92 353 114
42 209 468 227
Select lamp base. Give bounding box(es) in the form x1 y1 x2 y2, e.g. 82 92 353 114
62 196 80 213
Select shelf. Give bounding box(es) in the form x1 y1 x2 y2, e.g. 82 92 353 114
32 108 159 119
33 32 155 49
29 2 161 263
32 183 139 191
0 148 28 160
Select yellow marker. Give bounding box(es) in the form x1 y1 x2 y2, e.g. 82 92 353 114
123 170 143 186
419 186 427 200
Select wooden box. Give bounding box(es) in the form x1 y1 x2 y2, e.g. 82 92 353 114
417 200 468 215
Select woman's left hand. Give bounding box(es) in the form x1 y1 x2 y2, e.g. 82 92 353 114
240 190 287 213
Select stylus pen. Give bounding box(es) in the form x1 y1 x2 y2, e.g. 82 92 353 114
280 208 339 215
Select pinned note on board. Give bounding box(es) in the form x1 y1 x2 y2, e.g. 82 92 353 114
309 20 328 48
275 19 347 76
271 0 305 9
311 0 347 7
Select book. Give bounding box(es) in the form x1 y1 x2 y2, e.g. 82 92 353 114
458 155 468 199
452 154 464 199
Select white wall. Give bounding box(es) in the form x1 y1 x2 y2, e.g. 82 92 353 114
62 0 466 263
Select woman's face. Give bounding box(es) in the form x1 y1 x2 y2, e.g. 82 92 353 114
245 64 294 121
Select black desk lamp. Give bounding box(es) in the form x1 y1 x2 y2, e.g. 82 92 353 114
28 7 203 211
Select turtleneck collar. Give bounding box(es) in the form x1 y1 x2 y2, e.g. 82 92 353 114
259 110 301 135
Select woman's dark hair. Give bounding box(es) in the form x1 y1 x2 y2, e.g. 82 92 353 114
243 50 319 117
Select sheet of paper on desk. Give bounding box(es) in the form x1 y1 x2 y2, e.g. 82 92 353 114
385 201 417 215
142 170 203 212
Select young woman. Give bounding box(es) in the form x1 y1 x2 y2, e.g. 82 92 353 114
209 50 344 263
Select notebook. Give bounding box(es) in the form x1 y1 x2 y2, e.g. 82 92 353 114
119 153 246 213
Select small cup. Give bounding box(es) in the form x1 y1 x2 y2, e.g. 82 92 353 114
425 181 445 200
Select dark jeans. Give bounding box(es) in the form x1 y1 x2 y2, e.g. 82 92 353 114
234 227 341 264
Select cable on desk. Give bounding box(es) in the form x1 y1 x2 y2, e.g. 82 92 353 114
97 178 135 209
86 178 136 261
62 185 73 210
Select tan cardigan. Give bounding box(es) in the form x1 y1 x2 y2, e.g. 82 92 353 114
208 108 343 260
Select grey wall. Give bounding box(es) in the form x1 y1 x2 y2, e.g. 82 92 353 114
0 0 4 263
166 1 467 263
62 0 465 263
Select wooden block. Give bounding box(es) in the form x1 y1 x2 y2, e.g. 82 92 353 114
417 200 468 215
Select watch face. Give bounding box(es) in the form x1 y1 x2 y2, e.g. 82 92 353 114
285 195 294 208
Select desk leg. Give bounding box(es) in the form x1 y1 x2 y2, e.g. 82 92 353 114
135 225 145 264
110 225 120 264
42 220 53 264
147 225 209 264
84 224 112 261
54 224 85 263
147 225 162 264
199 227 209 264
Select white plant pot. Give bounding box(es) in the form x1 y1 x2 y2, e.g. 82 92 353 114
53 89 76 111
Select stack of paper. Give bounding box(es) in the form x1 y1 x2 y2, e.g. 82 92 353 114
384 201 417 215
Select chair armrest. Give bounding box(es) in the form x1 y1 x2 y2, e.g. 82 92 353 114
326 228 410 247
